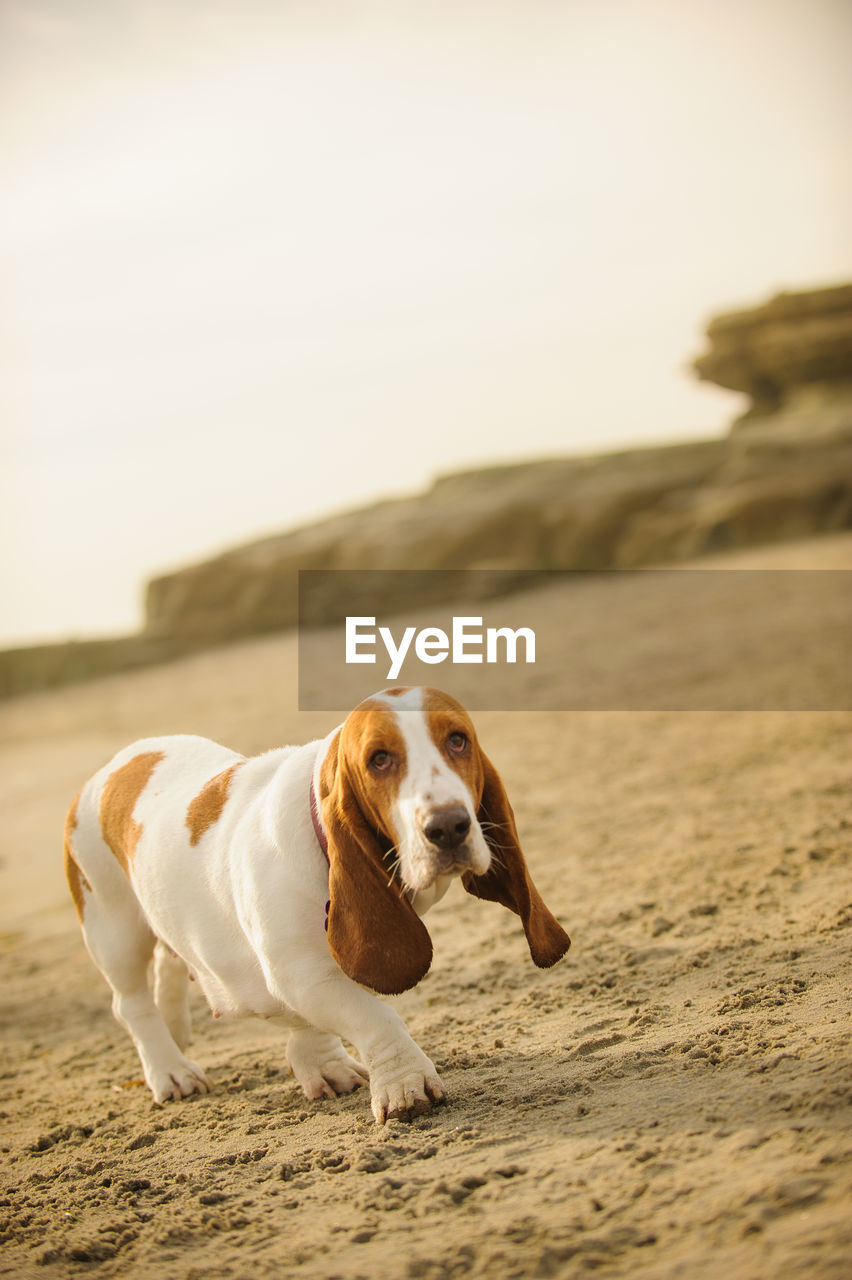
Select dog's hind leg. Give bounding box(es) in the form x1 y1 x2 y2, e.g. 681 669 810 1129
80 893 211 1102
66 807 210 1103
153 941 193 1051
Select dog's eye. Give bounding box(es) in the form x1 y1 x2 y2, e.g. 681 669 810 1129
447 732 468 754
370 750 393 772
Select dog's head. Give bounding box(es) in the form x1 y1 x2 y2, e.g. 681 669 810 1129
317 686 570 994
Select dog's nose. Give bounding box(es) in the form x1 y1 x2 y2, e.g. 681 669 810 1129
422 804 472 851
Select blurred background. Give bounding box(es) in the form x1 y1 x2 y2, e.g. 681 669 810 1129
1 0 851 654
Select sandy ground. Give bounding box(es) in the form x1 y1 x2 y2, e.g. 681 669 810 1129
1 535 851 1279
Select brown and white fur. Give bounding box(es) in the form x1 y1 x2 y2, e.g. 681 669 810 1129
63 686 570 1123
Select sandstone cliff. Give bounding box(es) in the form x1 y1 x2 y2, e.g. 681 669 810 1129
693 281 852 424
145 274 852 647
3 282 850 697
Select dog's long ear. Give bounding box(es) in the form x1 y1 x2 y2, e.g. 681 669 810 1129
463 749 570 967
320 736 433 996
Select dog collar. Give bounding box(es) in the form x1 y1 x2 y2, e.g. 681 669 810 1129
309 776 329 862
309 777 331 933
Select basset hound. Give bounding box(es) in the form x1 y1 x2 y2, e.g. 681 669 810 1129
63 686 570 1123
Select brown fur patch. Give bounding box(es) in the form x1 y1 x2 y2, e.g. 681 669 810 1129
422 687 485 801
331 699 408 839
99 751 164 873
319 716 432 995
63 791 90 920
186 762 243 847
318 729 343 811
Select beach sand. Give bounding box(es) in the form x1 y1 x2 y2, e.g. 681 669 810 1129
1 536 851 1279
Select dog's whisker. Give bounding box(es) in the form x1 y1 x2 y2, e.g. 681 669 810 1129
383 842 403 888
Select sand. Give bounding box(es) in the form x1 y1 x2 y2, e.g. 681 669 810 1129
1 535 851 1279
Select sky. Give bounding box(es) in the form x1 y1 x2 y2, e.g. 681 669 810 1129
1 0 850 645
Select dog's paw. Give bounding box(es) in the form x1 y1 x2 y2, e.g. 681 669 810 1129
371 1067 445 1124
146 1057 211 1104
287 1031 369 1101
295 1051 369 1101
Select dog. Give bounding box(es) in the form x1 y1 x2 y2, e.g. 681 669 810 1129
63 686 570 1122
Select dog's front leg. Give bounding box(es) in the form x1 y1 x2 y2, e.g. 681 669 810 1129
287 972 444 1122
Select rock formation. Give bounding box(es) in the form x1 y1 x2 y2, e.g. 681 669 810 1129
3 282 851 696
142 281 852 650
693 281 852 431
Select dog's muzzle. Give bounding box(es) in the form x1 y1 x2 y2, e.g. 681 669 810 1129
420 803 472 853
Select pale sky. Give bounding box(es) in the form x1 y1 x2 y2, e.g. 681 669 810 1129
1 0 850 645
